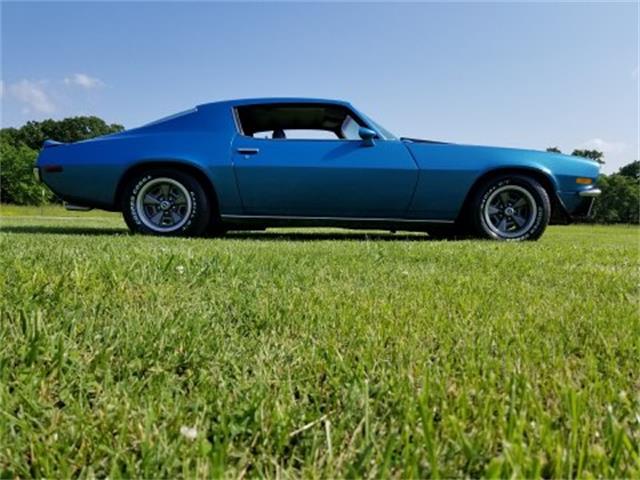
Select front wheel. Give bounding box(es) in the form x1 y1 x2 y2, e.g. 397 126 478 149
122 169 211 237
472 175 550 241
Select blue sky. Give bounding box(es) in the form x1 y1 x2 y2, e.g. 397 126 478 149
1 1 637 172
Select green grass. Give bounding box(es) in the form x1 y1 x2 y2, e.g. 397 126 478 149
0 203 119 218
1 205 638 478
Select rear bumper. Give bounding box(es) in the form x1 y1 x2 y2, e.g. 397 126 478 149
34 163 116 211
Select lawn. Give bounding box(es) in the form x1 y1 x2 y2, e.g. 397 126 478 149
1 205 638 478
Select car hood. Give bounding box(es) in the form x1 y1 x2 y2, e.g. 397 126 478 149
400 137 451 145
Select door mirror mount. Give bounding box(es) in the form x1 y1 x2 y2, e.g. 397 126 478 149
358 127 377 146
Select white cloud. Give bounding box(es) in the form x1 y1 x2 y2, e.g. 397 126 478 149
8 79 55 114
633 65 639 79
578 138 632 174
64 73 104 89
0 80 4 99
580 138 627 155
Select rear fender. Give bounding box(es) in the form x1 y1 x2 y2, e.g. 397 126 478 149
114 158 220 210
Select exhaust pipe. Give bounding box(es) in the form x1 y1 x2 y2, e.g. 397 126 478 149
64 202 93 211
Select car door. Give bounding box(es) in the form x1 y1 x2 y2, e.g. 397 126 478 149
231 136 418 218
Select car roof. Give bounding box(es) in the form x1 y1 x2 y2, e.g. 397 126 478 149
197 97 353 109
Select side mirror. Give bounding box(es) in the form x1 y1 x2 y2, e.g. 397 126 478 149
358 127 377 146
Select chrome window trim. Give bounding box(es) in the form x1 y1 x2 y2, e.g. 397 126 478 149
234 136 365 143
231 102 379 141
231 107 244 135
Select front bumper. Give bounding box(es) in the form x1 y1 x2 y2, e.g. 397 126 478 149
578 188 601 198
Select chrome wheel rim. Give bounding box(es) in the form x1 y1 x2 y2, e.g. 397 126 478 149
483 185 537 238
135 177 192 232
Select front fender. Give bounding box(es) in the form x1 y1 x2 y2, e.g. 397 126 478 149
403 143 599 220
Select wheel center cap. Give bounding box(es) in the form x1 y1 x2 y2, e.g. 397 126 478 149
160 200 171 211
504 207 515 216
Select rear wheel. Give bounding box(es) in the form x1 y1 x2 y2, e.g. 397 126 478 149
472 174 550 241
122 169 211 236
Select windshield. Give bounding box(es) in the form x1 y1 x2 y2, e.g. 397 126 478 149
360 114 397 140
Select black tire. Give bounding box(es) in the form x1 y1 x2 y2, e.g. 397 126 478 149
472 174 550 241
121 168 211 237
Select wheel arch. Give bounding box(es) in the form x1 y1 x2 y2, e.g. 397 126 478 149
115 159 220 213
456 166 565 224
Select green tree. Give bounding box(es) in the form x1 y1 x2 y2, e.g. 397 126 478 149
0 128 21 148
14 116 124 150
593 171 639 224
617 160 639 180
571 149 605 165
0 140 52 204
546 147 562 153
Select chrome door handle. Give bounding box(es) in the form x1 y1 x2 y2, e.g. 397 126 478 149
237 148 259 155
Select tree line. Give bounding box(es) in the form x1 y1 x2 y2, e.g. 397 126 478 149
0 117 638 223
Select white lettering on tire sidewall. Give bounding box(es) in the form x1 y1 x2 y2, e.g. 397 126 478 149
479 179 544 241
128 175 198 233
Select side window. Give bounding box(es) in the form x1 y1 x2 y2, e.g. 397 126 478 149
341 116 362 140
251 131 272 139
284 129 340 140
253 129 339 140
237 104 367 141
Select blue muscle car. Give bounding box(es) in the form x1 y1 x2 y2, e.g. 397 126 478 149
35 98 601 240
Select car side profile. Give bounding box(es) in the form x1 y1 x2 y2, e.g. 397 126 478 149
35 98 601 241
